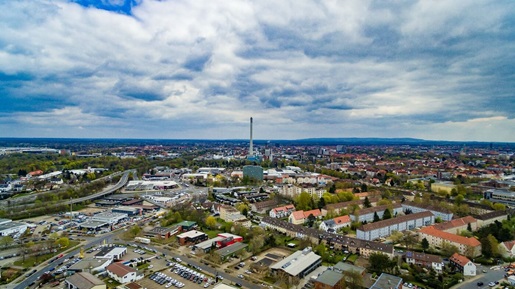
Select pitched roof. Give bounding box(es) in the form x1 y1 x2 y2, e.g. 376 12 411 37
66 272 104 289
402 201 453 214
450 253 471 267
106 262 136 277
303 209 321 218
405 251 442 263
419 226 481 247
291 211 306 221
333 215 351 224
358 211 433 231
272 204 295 213
433 216 477 231
502 240 515 251
354 203 401 216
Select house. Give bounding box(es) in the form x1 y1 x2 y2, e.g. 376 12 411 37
500 240 515 258
269 204 296 218
64 271 106 289
106 262 143 284
404 251 443 272
370 273 402 289
449 253 476 276
319 215 351 232
288 209 322 225
418 226 482 257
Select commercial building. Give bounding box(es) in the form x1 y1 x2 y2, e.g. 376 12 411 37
112 206 141 216
215 242 248 261
449 253 476 276
370 273 402 289
68 257 112 273
176 221 197 231
314 270 345 289
106 262 143 284
65 271 106 289
91 212 128 225
0 220 28 237
484 189 515 204
242 165 264 181
356 211 434 241
146 226 179 239
177 230 208 246
95 246 127 260
270 247 322 278
332 262 365 276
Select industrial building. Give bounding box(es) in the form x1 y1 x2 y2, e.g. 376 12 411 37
270 247 322 278
177 230 208 246
0 219 28 237
64 271 106 289
91 212 128 224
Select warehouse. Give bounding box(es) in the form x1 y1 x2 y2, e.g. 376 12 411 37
270 247 321 278
112 206 141 216
91 212 128 224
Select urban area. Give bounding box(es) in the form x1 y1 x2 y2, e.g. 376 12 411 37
0 133 514 289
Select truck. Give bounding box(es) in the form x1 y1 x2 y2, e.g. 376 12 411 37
135 237 151 244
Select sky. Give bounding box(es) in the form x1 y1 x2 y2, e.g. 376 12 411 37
1 0 515 142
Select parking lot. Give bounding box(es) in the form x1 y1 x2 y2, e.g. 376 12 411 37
139 260 218 289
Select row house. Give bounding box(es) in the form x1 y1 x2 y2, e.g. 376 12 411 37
351 203 403 223
269 204 296 218
260 216 394 258
250 199 279 214
356 211 435 241
403 251 443 272
418 226 482 257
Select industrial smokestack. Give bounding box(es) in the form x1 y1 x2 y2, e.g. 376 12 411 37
249 117 253 156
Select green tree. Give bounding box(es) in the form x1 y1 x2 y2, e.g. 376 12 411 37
296 192 313 211
441 241 459 257
342 269 364 289
130 225 141 237
421 238 430 251
368 253 395 274
360 183 368 192
382 208 392 220
317 197 326 209
205 216 217 229
363 196 372 208
481 234 499 258
467 223 472 232
306 214 316 228
373 212 380 222
0 236 14 248
390 231 404 244
56 237 70 248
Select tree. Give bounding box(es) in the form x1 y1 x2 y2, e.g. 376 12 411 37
454 194 464 206
317 197 326 209
421 238 430 251
363 196 372 208
205 216 217 229
296 192 313 211
342 270 364 289
249 234 265 254
329 184 336 194
467 222 472 232
441 241 459 257
56 237 70 248
373 212 380 222
481 234 499 258
0 236 14 248
382 208 392 220
130 225 141 237
390 231 404 244
492 203 506 211
402 232 418 251
360 183 368 192
306 214 316 228
368 253 395 274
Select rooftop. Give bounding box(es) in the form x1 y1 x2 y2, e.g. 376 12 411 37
271 248 321 277
358 211 434 232
419 226 481 247
370 273 403 289
66 271 105 289
315 270 343 287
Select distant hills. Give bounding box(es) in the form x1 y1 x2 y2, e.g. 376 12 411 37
0 137 513 148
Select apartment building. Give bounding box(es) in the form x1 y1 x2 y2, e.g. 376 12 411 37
419 226 481 257
356 211 434 241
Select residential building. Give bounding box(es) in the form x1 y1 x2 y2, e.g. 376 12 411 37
370 273 402 289
404 251 443 272
219 206 247 223
288 209 322 225
250 199 278 214
65 272 106 289
321 197 380 216
432 216 478 234
314 270 345 289
269 204 296 218
319 215 351 232
356 211 434 241
450 253 476 276
472 210 508 228
401 201 453 221
500 240 515 258
351 203 402 223
419 226 482 257
270 247 322 278
106 263 142 284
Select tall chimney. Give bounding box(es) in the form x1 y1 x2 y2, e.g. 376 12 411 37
249 117 253 156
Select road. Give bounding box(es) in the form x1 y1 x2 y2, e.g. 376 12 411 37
453 266 507 289
13 232 118 289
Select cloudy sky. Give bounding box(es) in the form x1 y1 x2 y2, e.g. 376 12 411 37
1 0 514 142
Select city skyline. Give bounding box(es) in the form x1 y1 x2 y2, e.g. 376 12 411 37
1 1 514 142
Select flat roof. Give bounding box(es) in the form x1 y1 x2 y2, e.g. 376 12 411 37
370 273 403 289
0 221 26 230
69 257 112 270
316 270 343 286
80 220 109 229
215 242 248 258
271 249 321 277
213 284 238 289
194 236 225 250
177 230 206 238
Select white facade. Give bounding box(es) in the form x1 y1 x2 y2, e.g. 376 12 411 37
401 203 453 221
462 262 476 276
357 212 434 241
